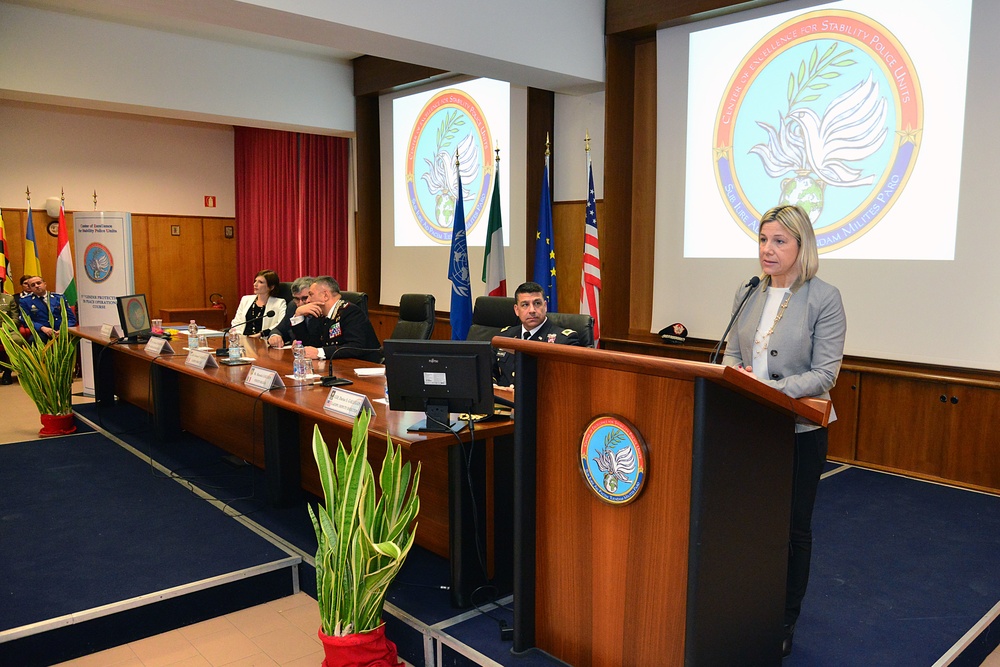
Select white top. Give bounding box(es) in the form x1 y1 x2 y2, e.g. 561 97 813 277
751 287 790 381
232 294 286 334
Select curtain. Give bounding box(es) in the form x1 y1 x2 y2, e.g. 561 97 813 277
234 127 350 293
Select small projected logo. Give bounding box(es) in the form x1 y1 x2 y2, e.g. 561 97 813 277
84 242 113 283
714 10 922 252
123 297 147 331
405 89 493 244
580 415 647 506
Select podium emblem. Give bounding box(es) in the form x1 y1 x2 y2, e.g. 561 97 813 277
580 415 647 505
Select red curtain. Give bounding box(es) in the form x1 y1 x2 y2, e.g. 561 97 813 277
234 127 349 293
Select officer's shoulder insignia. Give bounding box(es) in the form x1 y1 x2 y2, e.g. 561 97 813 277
500 325 512 332
561 328 576 336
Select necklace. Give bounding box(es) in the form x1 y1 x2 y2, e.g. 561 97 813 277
753 292 791 357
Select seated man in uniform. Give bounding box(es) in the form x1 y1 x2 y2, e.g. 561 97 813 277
287 275 381 363
493 281 582 387
265 275 315 347
20 276 77 343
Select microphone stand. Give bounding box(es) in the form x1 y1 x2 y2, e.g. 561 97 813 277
215 310 275 355
709 276 761 365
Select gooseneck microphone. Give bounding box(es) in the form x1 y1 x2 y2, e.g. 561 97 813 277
215 310 275 355
709 276 761 365
319 345 384 387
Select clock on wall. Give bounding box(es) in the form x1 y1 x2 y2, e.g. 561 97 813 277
47 220 60 237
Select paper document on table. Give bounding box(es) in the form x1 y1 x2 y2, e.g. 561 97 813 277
354 367 385 377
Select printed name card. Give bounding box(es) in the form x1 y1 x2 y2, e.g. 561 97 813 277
144 337 174 355
184 349 219 370
100 323 122 339
245 366 285 390
323 387 374 419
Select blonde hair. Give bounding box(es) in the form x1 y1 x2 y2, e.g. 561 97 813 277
759 205 819 286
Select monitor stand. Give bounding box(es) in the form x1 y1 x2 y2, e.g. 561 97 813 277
406 403 464 434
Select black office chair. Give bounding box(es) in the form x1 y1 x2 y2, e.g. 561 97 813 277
340 291 368 316
388 294 436 340
547 311 595 348
466 296 518 342
274 282 294 307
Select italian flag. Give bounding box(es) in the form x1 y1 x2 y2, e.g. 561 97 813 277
481 159 507 297
55 200 77 307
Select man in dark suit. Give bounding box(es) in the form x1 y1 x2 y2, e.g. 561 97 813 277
265 275 315 347
19 276 77 343
288 275 381 363
493 281 582 386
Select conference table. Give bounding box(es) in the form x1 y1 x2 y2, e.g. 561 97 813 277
73 327 514 607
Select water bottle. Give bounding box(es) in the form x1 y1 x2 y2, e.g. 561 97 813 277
292 340 305 380
187 320 198 349
227 329 241 359
384 379 390 406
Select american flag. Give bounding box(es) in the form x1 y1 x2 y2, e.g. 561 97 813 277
580 155 601 344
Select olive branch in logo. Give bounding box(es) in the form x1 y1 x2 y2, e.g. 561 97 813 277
786 43 856 111
435 110 466 154
604 429 624 449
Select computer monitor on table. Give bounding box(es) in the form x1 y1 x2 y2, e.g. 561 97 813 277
116 294 152 343
383 339 495 433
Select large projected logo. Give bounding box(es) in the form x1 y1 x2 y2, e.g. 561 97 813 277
714 10 922 252
405 90 493 244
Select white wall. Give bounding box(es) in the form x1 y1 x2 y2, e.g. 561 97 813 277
0 101 234 217
554 91 606 201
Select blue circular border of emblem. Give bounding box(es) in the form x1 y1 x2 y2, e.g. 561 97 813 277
579 415 648 506
83 242 113 283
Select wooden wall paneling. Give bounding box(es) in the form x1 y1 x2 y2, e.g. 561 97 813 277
527 88 555 274
354 94 381 300
2 209 25 281
552 201 584 312
7 208 59 284
146 216 206 316
630 38 658 334
202 217 238 320
602 35 637 339
826 370 859 461
130 215 151 307
941 384 1000 489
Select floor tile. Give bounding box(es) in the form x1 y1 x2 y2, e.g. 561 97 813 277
128 630 200 667
187 626 261 666
250 625 321 664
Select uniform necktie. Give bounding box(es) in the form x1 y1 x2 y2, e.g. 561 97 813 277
523 331 531 340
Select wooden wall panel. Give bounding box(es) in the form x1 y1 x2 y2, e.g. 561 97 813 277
552 200 605 314
131 215 151 299
630 38 658 334
146 216 206 317
202 217 239 319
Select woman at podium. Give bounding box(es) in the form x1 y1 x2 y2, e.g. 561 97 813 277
232 269 286 336
721 204 847 658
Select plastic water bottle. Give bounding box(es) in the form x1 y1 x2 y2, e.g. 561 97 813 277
384 379 390 406
187 320 198 349
292 340 305 380
227 329 241 359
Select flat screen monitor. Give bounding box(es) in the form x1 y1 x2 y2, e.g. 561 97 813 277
116 294 151 343
383 339 495 433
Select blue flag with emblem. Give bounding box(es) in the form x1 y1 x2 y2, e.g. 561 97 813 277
532 152 558 311
448 155 473 340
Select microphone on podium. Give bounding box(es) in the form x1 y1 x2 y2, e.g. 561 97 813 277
709 276 761 365
215 310 275 355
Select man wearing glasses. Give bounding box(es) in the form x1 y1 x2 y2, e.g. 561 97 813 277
265 276 314 347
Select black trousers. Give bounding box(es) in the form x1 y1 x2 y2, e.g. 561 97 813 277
785 427 827 627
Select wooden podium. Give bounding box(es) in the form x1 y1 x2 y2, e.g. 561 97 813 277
497 339 830 667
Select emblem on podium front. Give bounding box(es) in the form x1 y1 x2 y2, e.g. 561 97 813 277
580 415 647 505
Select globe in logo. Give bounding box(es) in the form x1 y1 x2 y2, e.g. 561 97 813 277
714 10 922 252
405 90 493 244
84 242 113 283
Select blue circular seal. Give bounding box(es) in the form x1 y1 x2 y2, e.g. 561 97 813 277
580 415 647 505
84 242 113 283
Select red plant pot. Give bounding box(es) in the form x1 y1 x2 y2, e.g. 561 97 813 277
39 413 77 437
317 624 403 667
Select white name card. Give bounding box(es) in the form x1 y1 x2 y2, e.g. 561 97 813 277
100 323 122 339
144 337 174 355
184 349 219 370
245 365 285 390
323 387 375 419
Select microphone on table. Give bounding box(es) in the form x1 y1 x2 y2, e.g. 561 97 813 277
709 276 761 365
319 345 383 387
215 310 275 355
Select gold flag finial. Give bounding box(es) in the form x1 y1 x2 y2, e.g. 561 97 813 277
455 148 460 169
61 187 65 203
26 187 31 201
545 132 551 157
495 141 500 164
585 130 591 154
93 190 98 210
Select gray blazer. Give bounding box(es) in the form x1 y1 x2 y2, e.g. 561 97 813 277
722 276 846 427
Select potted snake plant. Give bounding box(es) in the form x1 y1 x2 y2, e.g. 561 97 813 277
308 410 420 666
0 302 77 436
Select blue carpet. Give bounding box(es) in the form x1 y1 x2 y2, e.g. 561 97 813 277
0 431 292 630
787 466 1000 666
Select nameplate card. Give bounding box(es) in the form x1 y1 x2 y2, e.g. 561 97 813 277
184 349 219 370
144 337 174 355
323 387 374 419
245 366 285 390
100 323 122 339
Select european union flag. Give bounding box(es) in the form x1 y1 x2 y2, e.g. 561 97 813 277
448 157 473 340
532 153 558 311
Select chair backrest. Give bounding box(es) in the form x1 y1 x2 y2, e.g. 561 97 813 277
546 311 595 348
274 282 294 306
340 291 368 316
388 293 436 340
466 296 518 342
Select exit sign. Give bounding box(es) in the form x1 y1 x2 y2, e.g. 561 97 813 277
204 196 217 208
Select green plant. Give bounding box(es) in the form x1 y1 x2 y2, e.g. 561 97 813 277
308 410 421 637
0 302 77 416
